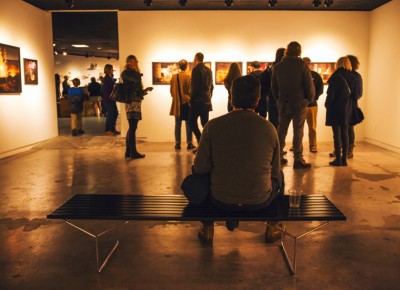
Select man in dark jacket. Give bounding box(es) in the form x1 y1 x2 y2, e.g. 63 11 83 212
303 57 324 153
189 52 214 149
250 61 267 118
271 42 315 169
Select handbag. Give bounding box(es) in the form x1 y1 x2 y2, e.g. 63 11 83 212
181 166 210 205
350 104 364 126
176 74 190 121
109 83 133 103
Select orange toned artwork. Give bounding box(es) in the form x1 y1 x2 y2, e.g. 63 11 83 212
245 61 271 74
215 62 243 85
24 58 38 85
311 62 335 84
0 43 22 94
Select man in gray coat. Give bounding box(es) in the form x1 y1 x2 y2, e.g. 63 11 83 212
271 41 315 169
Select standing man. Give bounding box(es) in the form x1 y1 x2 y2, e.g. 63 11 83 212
189 52 214 151
249 61 267 118
303 57 324 153
271 41 315 169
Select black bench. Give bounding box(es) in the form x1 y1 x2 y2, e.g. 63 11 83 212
47 194 346 274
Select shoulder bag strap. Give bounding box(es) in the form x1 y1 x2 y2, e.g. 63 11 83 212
176 73 183 105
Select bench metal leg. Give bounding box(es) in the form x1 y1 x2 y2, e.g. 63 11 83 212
65 220 129 273
266 221 330 275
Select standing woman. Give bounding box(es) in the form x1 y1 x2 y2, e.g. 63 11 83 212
325 56 356 166
223 63 241 112
103 64 120 135
122 55 153 159
347 54 363 159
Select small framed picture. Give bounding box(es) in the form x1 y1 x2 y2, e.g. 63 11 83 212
215 62 243 85
0 43 22 93
23 58 38 85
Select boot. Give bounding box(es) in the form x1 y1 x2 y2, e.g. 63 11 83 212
348 144 354 159
329 151 342 166
198 224 214 244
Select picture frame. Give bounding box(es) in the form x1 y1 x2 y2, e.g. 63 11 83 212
245 61 271 74
215 62 243 85
0 43 22 94
310 62 335 84
23 58 38 85
152 61 212 85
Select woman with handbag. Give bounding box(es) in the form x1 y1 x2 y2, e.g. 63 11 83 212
102 64 120 136
169 59 195 150
122 55 153 159
325 56 356 166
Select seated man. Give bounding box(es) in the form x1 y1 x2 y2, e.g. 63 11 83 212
193 75 284 244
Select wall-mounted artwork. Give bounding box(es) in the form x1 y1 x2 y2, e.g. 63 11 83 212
23 58 38 85
0 43 22 94
152 61 212 85
310 62 335 84
215 62 243 85
245 61 271 74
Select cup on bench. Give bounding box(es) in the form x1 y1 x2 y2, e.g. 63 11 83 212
289 189 302 208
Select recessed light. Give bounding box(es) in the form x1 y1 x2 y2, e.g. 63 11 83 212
71 44 89 48
97 47 102 50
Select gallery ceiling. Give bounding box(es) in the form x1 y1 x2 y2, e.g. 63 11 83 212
22 0 392 59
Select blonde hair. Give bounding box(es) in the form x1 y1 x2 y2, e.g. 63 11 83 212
335 56 352 71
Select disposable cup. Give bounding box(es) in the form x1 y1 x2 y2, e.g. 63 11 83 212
289 189 302 208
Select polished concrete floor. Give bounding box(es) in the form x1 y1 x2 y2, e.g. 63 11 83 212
0 117 399 290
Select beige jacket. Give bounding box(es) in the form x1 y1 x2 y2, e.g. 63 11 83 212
169 71 191 116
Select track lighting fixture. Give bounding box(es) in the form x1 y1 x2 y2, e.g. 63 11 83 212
324 0 333 7
224 0 233 7
179 0 187 6
312 0 321 8
268 0 277 7
65 0 74 9
144 0 152 7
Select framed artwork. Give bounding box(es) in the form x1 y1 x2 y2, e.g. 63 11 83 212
310 62 335 84
152 61 212 85
246 61 271 74
23 58 38 85
0 43 22 94
215 62 243 85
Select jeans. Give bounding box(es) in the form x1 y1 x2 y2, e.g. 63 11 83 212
332 125 349 160
175 116 193 144
126 118 139 155
104 102 118 132
188 102 210 142
348 125 355 145
278 103 307 160
70 113 83 131
306 106 318 148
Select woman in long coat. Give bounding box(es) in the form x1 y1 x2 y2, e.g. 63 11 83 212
325 56 356 166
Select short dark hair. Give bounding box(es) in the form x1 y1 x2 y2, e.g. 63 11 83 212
347 55 359 71
72 78 80 87
104 64 113 74
90 77 96 82
231 75 260 110
285 41 302 57
178 59 188 71
195 52 204 62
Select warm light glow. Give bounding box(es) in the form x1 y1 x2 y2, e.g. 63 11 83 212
62 52 67 56
71 44 89 48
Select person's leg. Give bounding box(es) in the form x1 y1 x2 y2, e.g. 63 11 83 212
188 103 202 143
277 104 292 160
268 100 279 129
70 113 78 136
348 125 355 158
199 103 210 128
110 102 119 133
104 103 112 133
174 116 182 149
185 120 195 149
77 112 84 134
307 106 318 151
330 126 342 166
341 125 349 166
292 106 307 162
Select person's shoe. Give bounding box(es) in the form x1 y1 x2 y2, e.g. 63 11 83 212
105 131 114 136
226 220 239 232
341 157 348 166
310 147 318 153
131 153 145 159
77 129 85 135
347 144 354 159
329 151 335 158
329 159 342 166
289 147 294 151
192 148 198 154
198 224 214 244
187 143 196 150
293 158 311 169
281 158 288 165
71 129 78 136
265 223 285 244
113 130 121 135
282 151 287 155
175 143 181 150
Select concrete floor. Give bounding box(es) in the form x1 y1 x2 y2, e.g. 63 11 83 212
0 117 399 290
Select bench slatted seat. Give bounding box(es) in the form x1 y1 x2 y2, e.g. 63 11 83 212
47 194 346 274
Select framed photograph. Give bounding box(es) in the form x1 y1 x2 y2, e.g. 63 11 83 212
0 43 22 94
215 62 243 85
310 62 335 84
188 62 212 74
246 61 271 74
23 58 38 85
152 61 212 85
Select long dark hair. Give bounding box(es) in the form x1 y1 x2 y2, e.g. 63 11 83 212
224 63 241 85
273 48 285 66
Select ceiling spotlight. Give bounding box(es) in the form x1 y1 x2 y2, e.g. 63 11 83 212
179 0 187 6
312 0 321 8
324 0 333 7
224 0 233 7
144 0 152 7
268 0 277 7
65 0 74 9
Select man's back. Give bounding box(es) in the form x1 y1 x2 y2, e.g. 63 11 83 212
191 63 213 104
194 110 280 205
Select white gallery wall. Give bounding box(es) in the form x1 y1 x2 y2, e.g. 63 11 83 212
367 0 400 152
118 10 370 143
0 0 57 158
